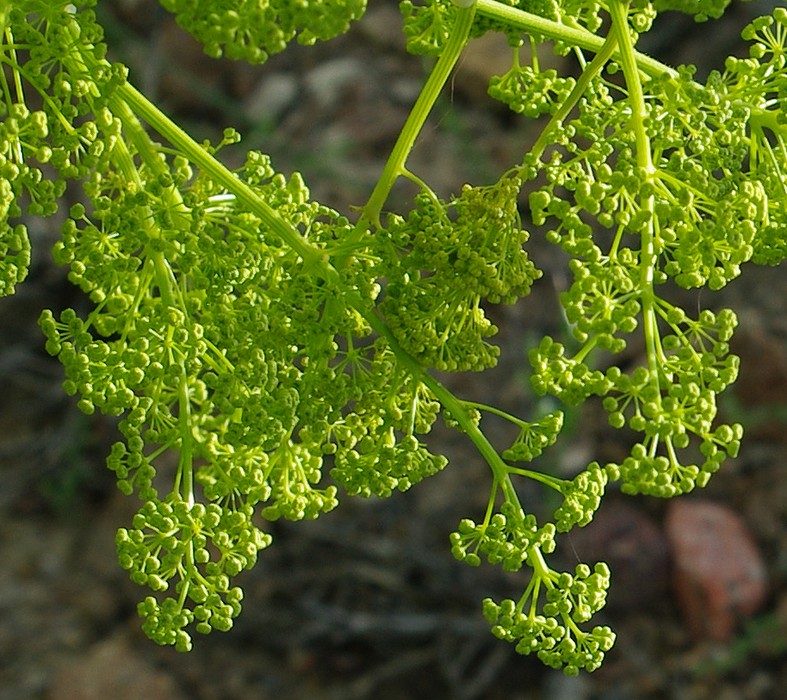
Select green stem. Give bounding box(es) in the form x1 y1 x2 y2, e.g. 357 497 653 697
526 544 554 589
115 82 324 269
506 465 564 491
481 477 500 527
473 0 676 79
530 31 619 160
609 6 652 173
461 400 527 426
361 4 477 225
0 28 24 108
176 364 194 505
362 308 521 507
454 402 566 488
609 2 662 397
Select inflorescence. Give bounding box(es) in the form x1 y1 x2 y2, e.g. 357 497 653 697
2 0 785 674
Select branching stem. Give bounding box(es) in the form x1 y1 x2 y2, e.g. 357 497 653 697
362 4 477 225
473 0 676 78
609 1 662 402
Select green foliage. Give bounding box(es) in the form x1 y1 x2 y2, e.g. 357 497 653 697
489 60 577 117
653 0 732 21
379 176 540 371
160 0 368 63
2 0 785 676
482 561 615 674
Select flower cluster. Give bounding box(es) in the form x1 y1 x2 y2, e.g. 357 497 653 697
380 177 541 371
159 0 367 63
725 9 787 266
529 336 611 406
482 560 615 674
0 0 115 296
14 0 442 648
502 410 564 462
490 64 576 118
615 421 743 498
332 432 448 497
117 497 270 650
0 217 30 297
449 503 557 571
16 0 485 649
653 0 733 22
513 5 787 509
554 462 609 531
5 0 784 675
560 256 641 350
400 0 456 56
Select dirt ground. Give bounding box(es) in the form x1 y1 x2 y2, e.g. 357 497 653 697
2 1 786 698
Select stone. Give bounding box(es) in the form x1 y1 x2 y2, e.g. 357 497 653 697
665 499 768 643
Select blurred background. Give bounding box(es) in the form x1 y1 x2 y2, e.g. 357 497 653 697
1 1 786 697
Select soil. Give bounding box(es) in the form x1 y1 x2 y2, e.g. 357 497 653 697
2 2 787 699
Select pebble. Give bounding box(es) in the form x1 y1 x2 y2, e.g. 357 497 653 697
244 73 300 124
665 498 768 643
305 57 367 108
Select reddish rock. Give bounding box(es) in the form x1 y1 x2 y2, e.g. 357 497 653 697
665 499 768 643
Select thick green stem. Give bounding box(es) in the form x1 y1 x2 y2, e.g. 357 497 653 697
531 31 619 160
609 2 662 397
0 3 9 34
362 308 521 507
115 82 324 269
609 6 653 173
362 4 477 224
473 0 676 79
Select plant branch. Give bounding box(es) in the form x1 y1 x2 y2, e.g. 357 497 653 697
362 4 477 224
473 0 677 79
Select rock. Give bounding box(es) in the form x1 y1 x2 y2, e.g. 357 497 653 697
665 499 768 643
244 73 300 124
305 57 367 109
